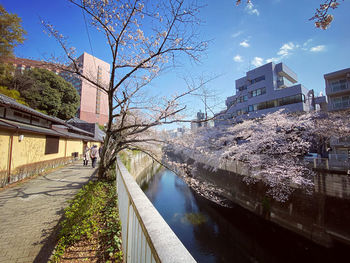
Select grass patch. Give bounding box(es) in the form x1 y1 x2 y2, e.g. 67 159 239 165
51 179 123 262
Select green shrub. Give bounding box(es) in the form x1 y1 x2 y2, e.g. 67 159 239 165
51 180 123 262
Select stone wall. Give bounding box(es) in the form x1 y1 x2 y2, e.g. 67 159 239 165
166 150 350 247
0 156 74 187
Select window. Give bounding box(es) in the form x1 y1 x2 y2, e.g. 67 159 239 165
13 111 31 123
0 106 5 117
237 85 247 92
238 95 248 103
250 75 265 85
248 104 258 112
45 136 59 154
333 95 350 109
236 108 248 116
31 117 40 125
331 79 348 92
250 87 266 98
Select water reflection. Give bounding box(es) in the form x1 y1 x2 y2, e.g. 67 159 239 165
141 169 349 263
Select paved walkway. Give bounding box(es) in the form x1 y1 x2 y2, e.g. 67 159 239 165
0 162 98 263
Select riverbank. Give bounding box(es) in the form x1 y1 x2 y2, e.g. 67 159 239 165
165 150 350 248
140 166 350 263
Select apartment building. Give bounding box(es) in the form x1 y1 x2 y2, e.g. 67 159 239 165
215 62 314 126
60 52 110 125
6 52 110 125
324 67 350 111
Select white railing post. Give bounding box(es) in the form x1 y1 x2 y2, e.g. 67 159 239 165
116 158 196 263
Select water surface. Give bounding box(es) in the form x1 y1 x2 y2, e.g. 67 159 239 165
141 169 348 263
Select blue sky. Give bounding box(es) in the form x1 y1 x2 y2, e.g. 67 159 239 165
2 0 350 120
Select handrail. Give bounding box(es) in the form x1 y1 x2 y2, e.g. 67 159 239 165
116 157 196 263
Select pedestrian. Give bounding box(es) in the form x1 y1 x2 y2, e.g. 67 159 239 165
90 145 99 168
83 146 90 166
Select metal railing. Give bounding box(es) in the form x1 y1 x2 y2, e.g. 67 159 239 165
116 158 196 263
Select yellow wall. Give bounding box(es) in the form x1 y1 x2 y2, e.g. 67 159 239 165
11 132 66 170
0 129 101 174
66 139 83 157
0 131 10 172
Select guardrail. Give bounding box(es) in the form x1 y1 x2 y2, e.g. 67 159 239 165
116 158 196 263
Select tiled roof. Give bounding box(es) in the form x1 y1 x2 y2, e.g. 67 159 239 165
0 119 62 137
0 93 103 141
67 117 89 124
0 93 67 126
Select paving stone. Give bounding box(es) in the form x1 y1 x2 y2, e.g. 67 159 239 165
0 162 97 263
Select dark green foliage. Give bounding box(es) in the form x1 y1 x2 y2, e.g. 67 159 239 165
52 180 123 262
0 62 15 87
12 68 80 119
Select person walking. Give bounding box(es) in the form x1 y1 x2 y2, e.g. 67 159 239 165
90 145 99 168
83 146 90 166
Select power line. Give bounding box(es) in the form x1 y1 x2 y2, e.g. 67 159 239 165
81 0 97 71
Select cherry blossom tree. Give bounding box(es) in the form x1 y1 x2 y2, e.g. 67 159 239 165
309 0 344 29
168 110 350 202
42 0 208 178
235 0 344 29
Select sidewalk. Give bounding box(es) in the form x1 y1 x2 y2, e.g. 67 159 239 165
0 161 97 263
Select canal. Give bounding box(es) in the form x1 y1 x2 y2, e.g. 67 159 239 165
140 168 349 263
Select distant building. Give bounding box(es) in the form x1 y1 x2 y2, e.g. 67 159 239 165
324 67 350 165
5 52 110 125
215 62 315 126
191 110 206 132
168 127 186 138
324 67 350 111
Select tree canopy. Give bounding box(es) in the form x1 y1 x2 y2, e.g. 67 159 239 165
0 4 26 58
0 85 27 105
43 0 208 178
0 5 26 89
169 110 350 202
11 68 80 120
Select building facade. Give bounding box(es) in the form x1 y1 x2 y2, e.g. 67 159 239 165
324 67 350 111
215 62 314 126
6 52 110 125
0 93 102 187
60 52 110 125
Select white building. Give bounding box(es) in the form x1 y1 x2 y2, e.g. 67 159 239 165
215 62 315 126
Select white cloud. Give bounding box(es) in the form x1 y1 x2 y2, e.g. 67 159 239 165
252 57 263 67
239 40 250 48
245 2 260 16
303 39 313 47
252 39 323 68
233 55 243 62
277 42 297 57
231 31 243 38
310 45 326 52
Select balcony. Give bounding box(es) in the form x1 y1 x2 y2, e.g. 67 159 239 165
275 63 298 84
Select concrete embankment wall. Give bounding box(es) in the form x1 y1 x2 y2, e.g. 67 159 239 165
166 150 350 247
116 153 196 262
